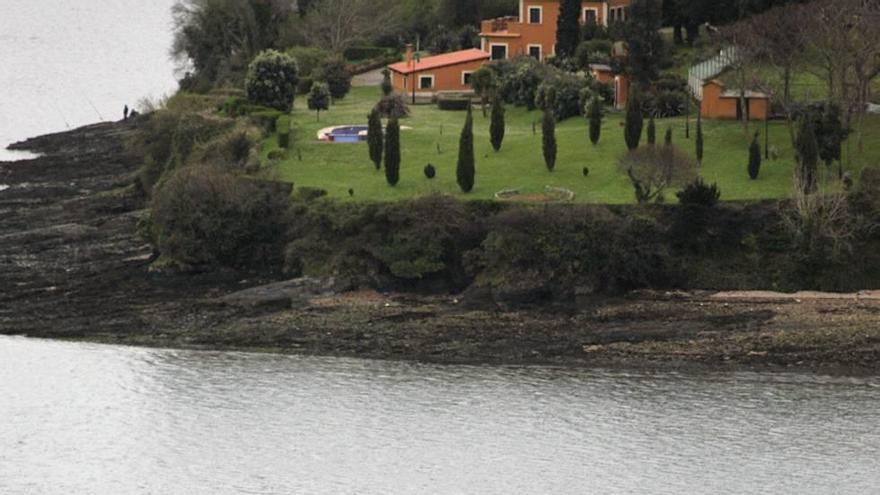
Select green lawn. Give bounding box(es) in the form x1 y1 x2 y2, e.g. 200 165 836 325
265 86 879 203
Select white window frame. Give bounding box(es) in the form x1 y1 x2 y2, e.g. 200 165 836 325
583 7 599 24
528 6 543 24
527 44 543 61
418 74 435 90
461 71 474 86
489 43 509 61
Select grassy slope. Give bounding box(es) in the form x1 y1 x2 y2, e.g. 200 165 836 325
266 86 878 203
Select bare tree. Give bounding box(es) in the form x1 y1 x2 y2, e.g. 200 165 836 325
619 145 698 204
303 0 403 53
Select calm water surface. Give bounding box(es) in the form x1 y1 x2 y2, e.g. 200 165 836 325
0 0 178 160
1 336 878 494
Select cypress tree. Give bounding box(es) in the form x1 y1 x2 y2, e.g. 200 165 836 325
542 109 557 172
587 95 603 145
647 115 656 145
624 89 643 151
367 109 383 170
490 96 505 152
695 112 704 166
664 127 673 146
380 69 393 96
384 117 400 186
556 0 582 59
748 131 761 180
797 115 819 193
456 105 475 192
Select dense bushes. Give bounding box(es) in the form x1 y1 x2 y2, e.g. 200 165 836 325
148 167 289 269
437 96 472 111
534 73 591 120
314 56 352 100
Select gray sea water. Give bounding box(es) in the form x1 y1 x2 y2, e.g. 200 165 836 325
0 0 178 161
1 336 879 494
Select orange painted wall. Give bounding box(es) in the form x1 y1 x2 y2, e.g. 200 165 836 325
390 58 487 95
701 81 769 121
481 0 622 60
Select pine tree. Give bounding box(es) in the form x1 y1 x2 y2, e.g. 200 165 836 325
647 115 656 145
556 0 582 59
695 112 704 166
542 109 557 172
367 108 383 170
384 117 400 186
457 105 475 192
748 131 761 180
664 127 673 146
624 89 643 151
490 96 505 152
797 114 819 193
587 95 603 145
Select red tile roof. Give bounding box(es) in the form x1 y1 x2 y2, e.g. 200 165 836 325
388 49 490 75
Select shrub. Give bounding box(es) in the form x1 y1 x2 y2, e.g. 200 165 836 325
646 90 687 118
385 117 401 186
592 81 614 105
424 164 437 179
490 96 505 152
277 115 291 149
437 96 472 111
619 145 698 204
587 95 603 145
248 109 284 133
748 132 761 180
307 82 331 121
575 39 613 68
245 50 299 112
149 166 288 268
497 56 549 110
624 89 643 151
457 107 475 192
367 109 383 170
375 94 410 119
677 178 721 208
542 110 557 172
796 114 819 193
314 57 352 100
535 73 590 120
188 122 262 171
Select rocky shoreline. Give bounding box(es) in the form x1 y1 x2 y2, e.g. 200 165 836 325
2 121 879 373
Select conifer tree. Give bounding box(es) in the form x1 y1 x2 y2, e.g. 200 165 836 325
664 127 673 146
556 0 582 59
367 108 383 170
490 96 505 152
748 131 761 180
380 69 393 97
384 117 400 186
624 89 643 151
647 115 656 145
587 95 603 145
695 112 704 166
457 106 475 192
542 109 557 172
797 114 819 193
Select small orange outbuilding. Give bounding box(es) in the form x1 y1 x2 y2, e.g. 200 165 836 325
701 79 769 121
387 48 490 98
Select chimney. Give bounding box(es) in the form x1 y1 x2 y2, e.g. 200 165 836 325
405 44 414 69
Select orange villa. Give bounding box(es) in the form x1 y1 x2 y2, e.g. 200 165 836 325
387 47 490 97
480 0 631 61
387 0 632 99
